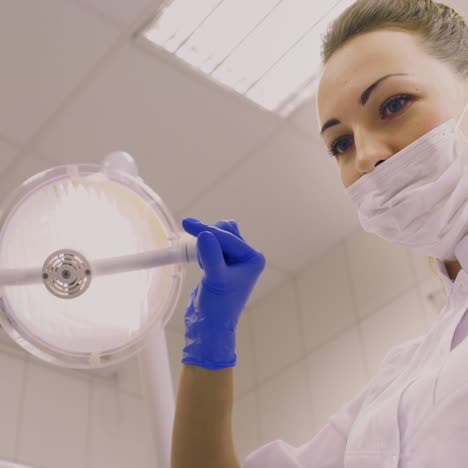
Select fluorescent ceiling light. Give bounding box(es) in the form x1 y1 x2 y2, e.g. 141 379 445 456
142 0 356 116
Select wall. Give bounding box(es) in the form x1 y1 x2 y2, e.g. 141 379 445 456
0 340 157 468
226 226 446 462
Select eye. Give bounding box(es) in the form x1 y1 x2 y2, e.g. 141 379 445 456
379 94 412 118
327 94 413 158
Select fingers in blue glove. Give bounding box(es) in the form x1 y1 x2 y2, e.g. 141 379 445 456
197 231 225 278
214 220 245 241
182 218 256 263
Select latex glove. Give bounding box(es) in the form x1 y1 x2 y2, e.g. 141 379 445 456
181 218 266 370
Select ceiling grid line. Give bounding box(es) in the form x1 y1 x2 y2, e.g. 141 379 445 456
172 0 225 53
241 0 345 97
208 0 286 76
141 0 357 114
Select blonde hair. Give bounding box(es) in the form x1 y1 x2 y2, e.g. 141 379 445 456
320 0 468 79
319 0 467 298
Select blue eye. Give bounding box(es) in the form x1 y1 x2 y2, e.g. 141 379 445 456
327 94 413 158
328 136 353 157
381 95 410 117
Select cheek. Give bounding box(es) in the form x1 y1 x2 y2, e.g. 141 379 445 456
398 109 448 150
419 113 449 134
417 97 461 133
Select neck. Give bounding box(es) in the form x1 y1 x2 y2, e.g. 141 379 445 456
444 259 462 282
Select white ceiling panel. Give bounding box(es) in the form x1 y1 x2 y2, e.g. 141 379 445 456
178 123 361 273
77 0 162 27
243 264 288 308
36 42 282 214
143 0 357 115
289 96 318 138
0 138 21 175
0 0 120 144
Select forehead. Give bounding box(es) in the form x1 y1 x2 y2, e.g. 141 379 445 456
317 29 425 119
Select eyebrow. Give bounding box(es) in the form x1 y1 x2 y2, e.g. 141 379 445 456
320 73 410 135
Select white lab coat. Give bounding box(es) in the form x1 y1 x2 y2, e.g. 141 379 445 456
243 257 468 467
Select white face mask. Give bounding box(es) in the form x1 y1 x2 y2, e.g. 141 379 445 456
346 101 468 265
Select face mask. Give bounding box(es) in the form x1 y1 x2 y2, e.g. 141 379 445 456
346 100 468 264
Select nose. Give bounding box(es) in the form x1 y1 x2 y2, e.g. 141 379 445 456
354 131 392 174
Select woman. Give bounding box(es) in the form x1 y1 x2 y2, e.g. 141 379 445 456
171 1 468 467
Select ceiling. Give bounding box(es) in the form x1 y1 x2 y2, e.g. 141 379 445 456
0 0 466 336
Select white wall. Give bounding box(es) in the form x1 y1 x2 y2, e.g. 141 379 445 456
0 341 157 468
228 227 446 462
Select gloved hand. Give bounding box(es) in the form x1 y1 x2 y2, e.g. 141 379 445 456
181 218 266 370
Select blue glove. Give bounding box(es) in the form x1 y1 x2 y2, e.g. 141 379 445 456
181 218 266 370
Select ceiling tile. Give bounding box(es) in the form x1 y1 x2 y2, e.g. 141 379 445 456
37 42 282 214
0 138 20 175
77 0 161 26
288 96 319 139
0 0 120 144
248 265 289 308
178 123 360 272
